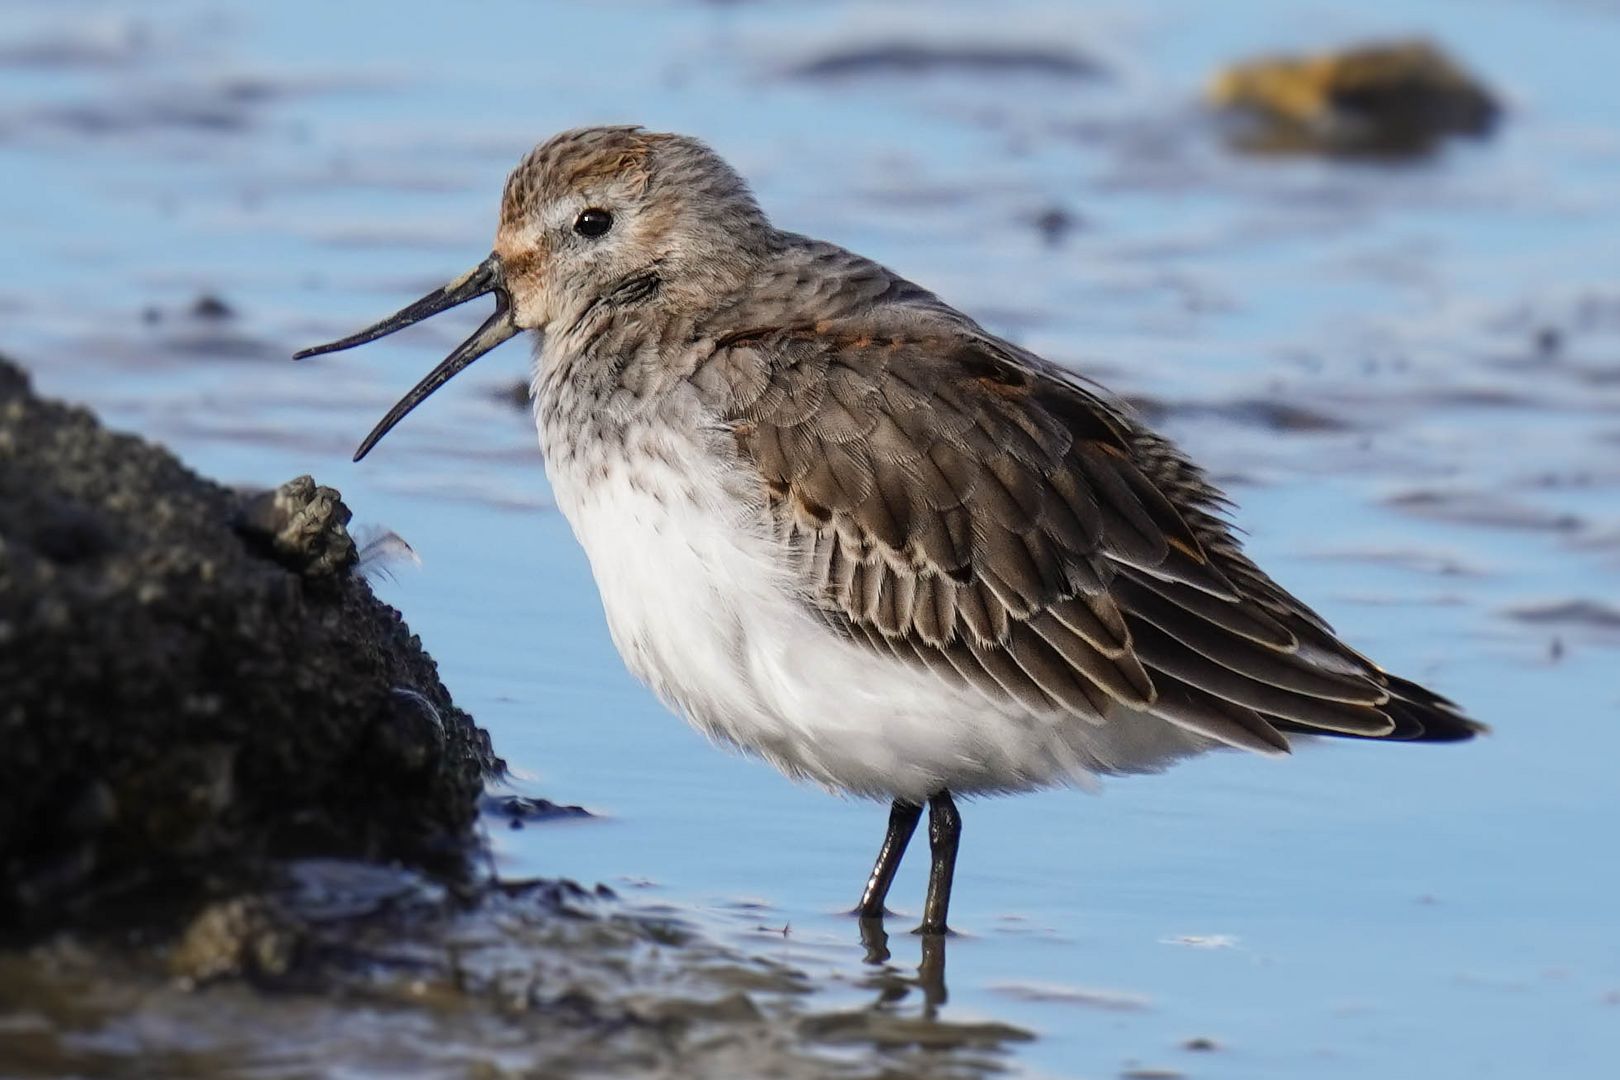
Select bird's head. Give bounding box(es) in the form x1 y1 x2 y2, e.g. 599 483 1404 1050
295 125 767 460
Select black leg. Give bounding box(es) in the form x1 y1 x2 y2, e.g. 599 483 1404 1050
857 799 923 918
919 790 961 935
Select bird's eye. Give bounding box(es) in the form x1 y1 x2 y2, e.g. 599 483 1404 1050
574 208 613 238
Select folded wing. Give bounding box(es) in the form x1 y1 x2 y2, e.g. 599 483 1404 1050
691 318 1481 753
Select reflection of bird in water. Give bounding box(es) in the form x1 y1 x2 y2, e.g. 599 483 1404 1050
861 915 950 1019
297 126 1484 937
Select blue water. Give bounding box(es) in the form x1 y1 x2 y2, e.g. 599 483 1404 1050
4 1 1620 1076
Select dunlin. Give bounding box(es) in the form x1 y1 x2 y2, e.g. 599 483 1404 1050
297 126 1481 934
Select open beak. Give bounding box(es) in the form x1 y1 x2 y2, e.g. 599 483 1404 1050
294 253 519 461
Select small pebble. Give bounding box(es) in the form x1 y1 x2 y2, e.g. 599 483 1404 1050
191 293 235 320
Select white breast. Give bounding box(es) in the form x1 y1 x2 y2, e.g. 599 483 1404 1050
537 386 1213 801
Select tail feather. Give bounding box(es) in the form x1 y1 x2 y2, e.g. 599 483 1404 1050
1270 672 1485 743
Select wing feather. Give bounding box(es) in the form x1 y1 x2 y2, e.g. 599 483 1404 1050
702 308 1479 754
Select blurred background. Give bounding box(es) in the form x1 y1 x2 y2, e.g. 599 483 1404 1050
3 1 1619 1076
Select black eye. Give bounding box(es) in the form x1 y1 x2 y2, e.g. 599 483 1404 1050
574 208 613 238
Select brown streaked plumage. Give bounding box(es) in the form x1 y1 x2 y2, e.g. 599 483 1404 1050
296 125 1482 936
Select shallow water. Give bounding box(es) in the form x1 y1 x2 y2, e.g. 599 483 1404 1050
4 0 1620 1076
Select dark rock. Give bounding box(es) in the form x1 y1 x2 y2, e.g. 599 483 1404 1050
1534 326 1563 357
1506 599 1620 634
498 377 531 409
1032 206 1080 247
481 793 593 828
190 293 235 320
1124 393 1351 433
0 355 500 931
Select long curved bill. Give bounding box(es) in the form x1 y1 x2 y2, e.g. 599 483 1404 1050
294 253 519 461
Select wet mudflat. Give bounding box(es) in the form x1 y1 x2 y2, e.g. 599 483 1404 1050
3 1 1619 1076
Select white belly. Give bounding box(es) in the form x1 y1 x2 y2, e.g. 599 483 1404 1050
540 410 1212 801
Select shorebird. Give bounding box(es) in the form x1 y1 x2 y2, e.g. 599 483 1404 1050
296 126 1481 934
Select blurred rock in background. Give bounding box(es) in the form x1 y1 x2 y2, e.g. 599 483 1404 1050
1208 39 1500 157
